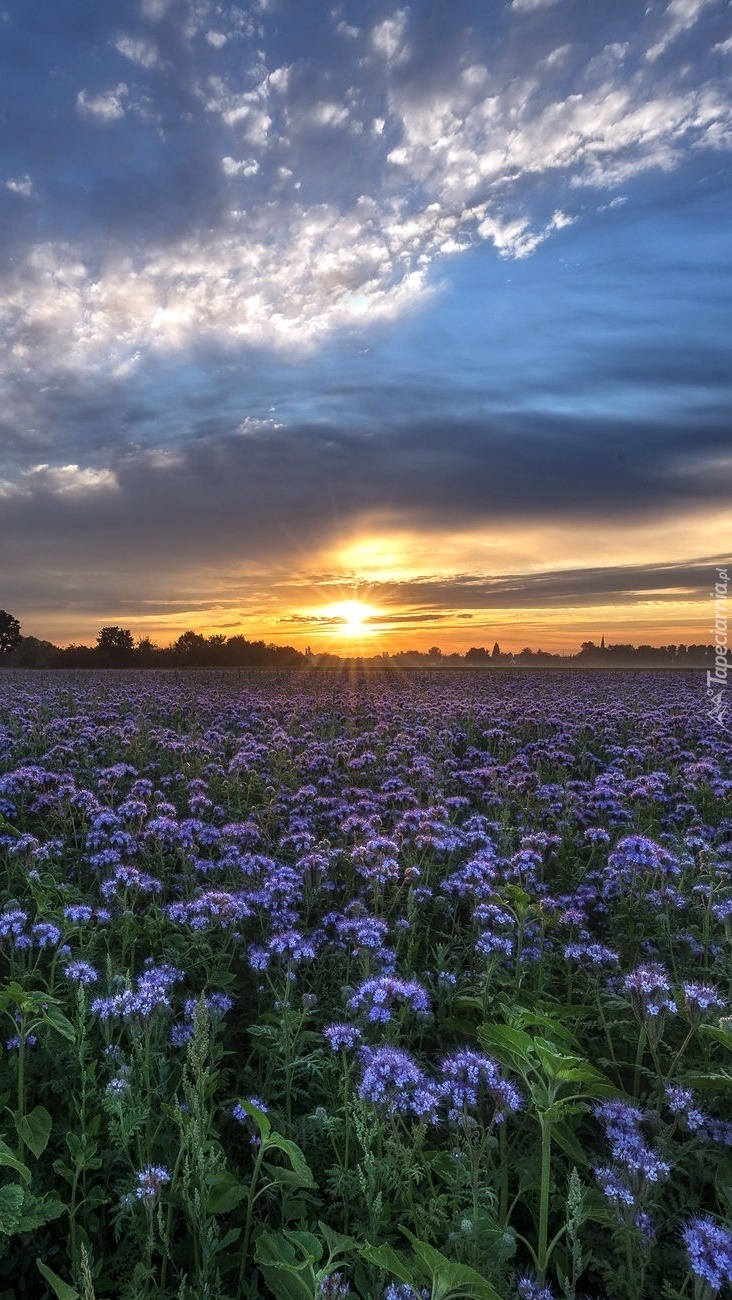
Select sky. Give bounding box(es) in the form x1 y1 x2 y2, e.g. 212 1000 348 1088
1 0 731 653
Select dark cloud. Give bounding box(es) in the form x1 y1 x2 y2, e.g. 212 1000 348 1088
1 413 730 597
354 556 732 613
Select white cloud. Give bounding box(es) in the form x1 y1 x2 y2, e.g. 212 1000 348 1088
21 464 119 495
646 0 723 61
267 66 291 94
307 101 350 129
511 0 561 11
3 0 732 385
76 84 129 120
206 30 228 47
115 35 160 68
140 0 172 19
476 209 574 258
222 155 260 176
6 176 34 197
372 10 409 65
202 75 272 141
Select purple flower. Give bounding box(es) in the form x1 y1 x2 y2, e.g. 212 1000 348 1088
623 964 676 1022
516 1278 557 1300
106 1076 129 1097
358 1046 438 1120
65 960 99 986
32 922 62 949
564 940 619 968
475 930 514 959
134 1165 171 1203
594 1099 671 1196
682 1216 732 1293
64 905 94 924
439 1050 522 1123
0 909 27 940
594 1165 635 1207
683 983 725 1019
665 1084 707 1132
349 976 431 1023
318 1274 350 1300
323 1023 362 1050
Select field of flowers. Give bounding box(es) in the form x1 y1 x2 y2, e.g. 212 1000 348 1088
0 668 731 1300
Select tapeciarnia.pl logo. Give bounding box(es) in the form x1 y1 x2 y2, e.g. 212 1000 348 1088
707 566 730 733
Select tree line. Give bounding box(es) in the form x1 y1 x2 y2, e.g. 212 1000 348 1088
0 610 722 669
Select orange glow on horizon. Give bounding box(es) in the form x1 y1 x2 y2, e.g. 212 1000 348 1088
19 503 730 654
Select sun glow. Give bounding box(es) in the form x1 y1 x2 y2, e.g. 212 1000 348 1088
327 600 378 636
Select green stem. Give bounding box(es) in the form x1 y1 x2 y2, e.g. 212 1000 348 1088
238 1137 268 1298
342 1054 351 1234
16 1020 26 1162
498 1123 508 1226
666 1027 694 1083
537 1115 552 1281
633 1027 646 1100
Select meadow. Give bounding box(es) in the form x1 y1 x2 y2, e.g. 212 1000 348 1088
0 669 730 1300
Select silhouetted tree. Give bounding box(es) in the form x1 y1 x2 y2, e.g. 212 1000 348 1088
0 610 22 655
11 636 55 667
96 626 135 666
172 631 208 664
97 626 134 653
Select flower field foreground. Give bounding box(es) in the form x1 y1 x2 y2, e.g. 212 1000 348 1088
0 668 731 1300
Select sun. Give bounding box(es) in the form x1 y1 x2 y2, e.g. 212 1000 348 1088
329 600 377 636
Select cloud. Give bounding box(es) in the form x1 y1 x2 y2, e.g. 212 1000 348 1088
371 10 409 65
1 463 119 498
511 0 561 11
5 176 34 197
221 155 259 176
355 555 731 612
647 0 723 62
1 0 730 389
115 35 161 68
76 83 130 120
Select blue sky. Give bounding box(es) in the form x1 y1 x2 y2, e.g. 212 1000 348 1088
1 0 731 649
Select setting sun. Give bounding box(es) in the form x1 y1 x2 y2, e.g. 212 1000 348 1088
327 600 378 636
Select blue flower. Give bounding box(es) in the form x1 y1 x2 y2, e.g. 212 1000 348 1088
681 1216 732 1293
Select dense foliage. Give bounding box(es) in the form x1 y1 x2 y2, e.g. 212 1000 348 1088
0 669 730 1300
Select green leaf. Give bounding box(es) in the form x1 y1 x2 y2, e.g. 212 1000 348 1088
235 1097 271 1141
0 1185 24 1235
0 1138 31 1183
206 1171 248 1214
264 1164 314 1189
42 1006 76 1042
36 1259 80 1300
254 1230 319 1300
319 1221 357 1260
264 1134 316 1188
360 1241 416 1286
16 1105 52 1158
552 1121 590 1167
285 1231 323 1262
478 1024 533 1069
18 1193 67 1232
699 1026 732 1053
400 1228 502 1300
682 1070 732 1092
